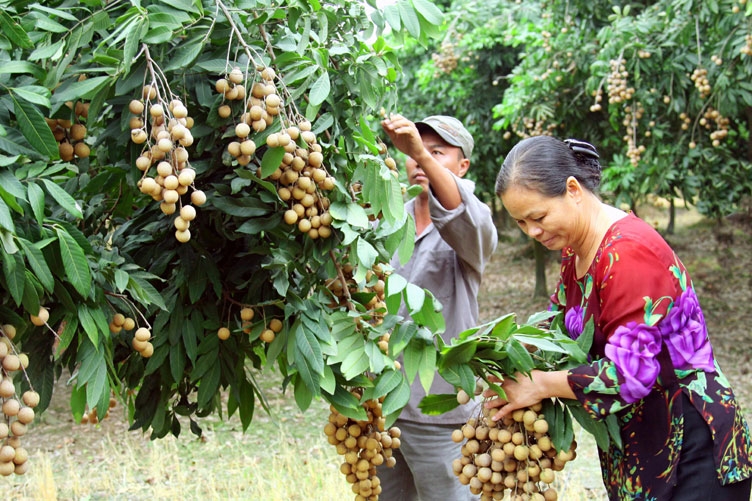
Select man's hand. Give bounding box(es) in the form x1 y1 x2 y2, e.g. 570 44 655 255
380 114 426 161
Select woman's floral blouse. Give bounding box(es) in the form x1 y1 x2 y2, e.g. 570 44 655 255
550 213 752 500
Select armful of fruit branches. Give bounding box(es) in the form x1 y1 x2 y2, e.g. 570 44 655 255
419 311 622 452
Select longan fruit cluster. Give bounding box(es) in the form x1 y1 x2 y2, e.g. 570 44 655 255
0 323 38 476
691 67 711 99
131 327 154 358
258 317 282 344
130 84 206 243
450 401 576 501
741 33 752 56
80 395 117 425
606 59 633 105
432 39 460 75
324 393 402 501
326 263 389 327
701 106 730 147
46 115 90 162
220 65 280 167
269 122 338 240
108 313 152 358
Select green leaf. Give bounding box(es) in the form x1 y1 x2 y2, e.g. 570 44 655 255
294 375 313 411
506 338 535 374
197 362 221 409
398 0 421 39
237 376 256 432
309 71 331 106
77 303 108 347
51 76 111 103
165 39 204 72
11 95 58 159
55 227 91 297
381 376 410 416
11 86 52 108
412 0 444 25
41 179 83 218
0 61 44 80
127 273 167 310
18 238 54 293
404 283 426 315
324 385 368 421
27 182 46 227
1 250 25 306
260 147 286 179
383 3 401 32
341 343 370 380
0 11 33 49
418 393 460 415
0 197 14 233
566 400 610 450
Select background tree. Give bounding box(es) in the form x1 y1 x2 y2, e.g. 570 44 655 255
391 0 752 298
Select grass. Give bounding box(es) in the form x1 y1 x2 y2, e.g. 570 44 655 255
2 366 605 500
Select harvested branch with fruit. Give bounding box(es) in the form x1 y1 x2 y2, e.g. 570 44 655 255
419 311 621 500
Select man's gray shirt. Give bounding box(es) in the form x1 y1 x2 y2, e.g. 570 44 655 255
390 173 498 424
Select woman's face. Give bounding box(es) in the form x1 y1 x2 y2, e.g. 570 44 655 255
500 185 579 251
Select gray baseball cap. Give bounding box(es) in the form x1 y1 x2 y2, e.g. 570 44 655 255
416 115 474 159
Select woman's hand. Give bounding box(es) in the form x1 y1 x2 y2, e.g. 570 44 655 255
483 370 574 422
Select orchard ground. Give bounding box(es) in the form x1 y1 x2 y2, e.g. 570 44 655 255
3 201 752 500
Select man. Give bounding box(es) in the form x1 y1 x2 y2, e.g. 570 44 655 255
379 114 498 500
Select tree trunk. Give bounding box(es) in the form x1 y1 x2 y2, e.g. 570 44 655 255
666 197 675 235
533 240 549 298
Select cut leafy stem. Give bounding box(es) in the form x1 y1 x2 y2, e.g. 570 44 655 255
419 310 622 452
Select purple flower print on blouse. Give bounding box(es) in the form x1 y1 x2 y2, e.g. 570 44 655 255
659 287 715 372
604 322 663 403
565 306 584 340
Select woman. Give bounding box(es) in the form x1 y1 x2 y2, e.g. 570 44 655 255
486 135 751 500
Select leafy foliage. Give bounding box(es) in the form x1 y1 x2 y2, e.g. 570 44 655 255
420 311 622 452
0 0 451 438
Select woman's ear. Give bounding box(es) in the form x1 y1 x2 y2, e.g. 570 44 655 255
565 176 583 201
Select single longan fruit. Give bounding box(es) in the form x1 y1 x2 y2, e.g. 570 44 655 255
1 324 16 339
268 318 283 333
215 79 230 94
30 306 49 326
240 307 255 321
451 428 464 443
0 380 15 398
129 99 145 114
16 406 35 425
457 389 470 405
70 124 87 141
58 142 75 161
134 327 151 342
217 327 231 340
191 190 207 206
260 329 275 343
175 229 191 243
140 342 154 358
2 398 20 416
235 122 251 138
218 104 232 118
142 84 157 100
180 205 197 221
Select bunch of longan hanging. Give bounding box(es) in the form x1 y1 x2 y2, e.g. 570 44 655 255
324 393 402 501
130 83 206 243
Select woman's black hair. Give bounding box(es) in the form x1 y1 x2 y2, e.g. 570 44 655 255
495 136 602 198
